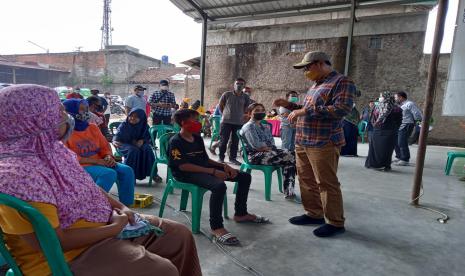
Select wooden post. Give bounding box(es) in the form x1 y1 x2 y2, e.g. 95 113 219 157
412 0 449 205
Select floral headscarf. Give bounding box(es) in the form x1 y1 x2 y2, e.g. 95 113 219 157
0 85 112 228
375 91 396 126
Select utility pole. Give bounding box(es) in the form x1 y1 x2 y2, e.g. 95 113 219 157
101 0 113 50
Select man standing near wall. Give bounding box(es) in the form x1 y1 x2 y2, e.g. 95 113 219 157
218 78 251 165
274 51 356 237
394 91 422 166
124 85 147 115
149 79 176 125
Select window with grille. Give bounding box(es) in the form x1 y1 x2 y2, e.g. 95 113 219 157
227 47 236 56
290 43 306 53
369 37 382 49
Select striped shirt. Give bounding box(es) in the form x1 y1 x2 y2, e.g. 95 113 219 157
149 90 176 117
295 71 356 148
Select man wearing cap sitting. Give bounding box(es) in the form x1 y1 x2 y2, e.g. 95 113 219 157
149 79 176 125
125 85 148 115
274 51 356 237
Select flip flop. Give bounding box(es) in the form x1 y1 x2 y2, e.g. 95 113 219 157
235 215 270 224
213 232 240 246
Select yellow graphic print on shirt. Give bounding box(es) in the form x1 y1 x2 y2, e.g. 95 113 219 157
171 149 182 160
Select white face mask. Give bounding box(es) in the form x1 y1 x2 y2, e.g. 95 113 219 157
160 86 169 91
379 97 385 103
136 90 145 97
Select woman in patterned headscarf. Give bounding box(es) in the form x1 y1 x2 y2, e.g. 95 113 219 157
365 91 403 171
0 85 201 276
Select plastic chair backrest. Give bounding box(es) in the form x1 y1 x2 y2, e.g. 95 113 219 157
0 193 72 276
211 116 221 134
236 130 251 165
109 121 123 135
159 132 177 162
149 126 157 147
358 120 368 133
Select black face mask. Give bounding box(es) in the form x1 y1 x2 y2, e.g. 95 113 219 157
253 112 266 121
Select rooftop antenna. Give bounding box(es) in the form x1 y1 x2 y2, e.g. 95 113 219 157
27 40 49 53
100 0 113 50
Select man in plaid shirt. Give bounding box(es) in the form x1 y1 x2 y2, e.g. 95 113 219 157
274 51 356 237
149 79 176 125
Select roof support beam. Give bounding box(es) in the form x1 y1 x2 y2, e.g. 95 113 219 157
344 0 356 76
199 13 208 105
184 0 281 13
412 0 448 205
184 0 212 20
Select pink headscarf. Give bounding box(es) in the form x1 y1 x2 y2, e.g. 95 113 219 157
0 85 112 228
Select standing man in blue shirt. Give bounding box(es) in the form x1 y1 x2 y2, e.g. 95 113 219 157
394 91 422 166
124 85 147 115
149 79 176 125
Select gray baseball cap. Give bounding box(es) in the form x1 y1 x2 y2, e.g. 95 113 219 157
293 51 331 69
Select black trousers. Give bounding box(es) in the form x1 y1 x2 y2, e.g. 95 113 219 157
219 123 242 160
176 169 251 230
152 114 172 125
395 123 415 162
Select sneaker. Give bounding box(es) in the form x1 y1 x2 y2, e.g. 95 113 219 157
313 224 345 237
229 159 241 166
395 160 409 166
289 214 325 226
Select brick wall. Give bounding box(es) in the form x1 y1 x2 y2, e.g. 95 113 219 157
201 33 462 145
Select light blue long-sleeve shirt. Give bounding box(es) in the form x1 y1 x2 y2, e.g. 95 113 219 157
401 100 422 125
240 121 275 152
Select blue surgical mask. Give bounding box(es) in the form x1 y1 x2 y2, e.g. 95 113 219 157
60 114 75 142
137 90 145 97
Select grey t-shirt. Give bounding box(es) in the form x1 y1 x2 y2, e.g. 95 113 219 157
219 91 251 125
125 95 147 113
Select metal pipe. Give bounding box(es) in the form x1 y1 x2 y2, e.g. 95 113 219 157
344 0 356 76
200 14 208 105
12 68 16 84
411 0 448 205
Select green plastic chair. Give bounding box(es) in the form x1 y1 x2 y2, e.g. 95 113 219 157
0 193 72 276
208 116 221 150
234 130 283 201
158 133 228 233
108 121 123 135
445 151 465 175
358 120 368 144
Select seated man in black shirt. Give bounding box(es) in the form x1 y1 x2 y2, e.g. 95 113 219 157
168 109 269 246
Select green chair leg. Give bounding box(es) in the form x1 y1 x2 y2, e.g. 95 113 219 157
180 190 189 211
445 156 452 175
264 169 273 201
158 183 173 217
277 168 283 193
148 162 158 187
190 189 202 234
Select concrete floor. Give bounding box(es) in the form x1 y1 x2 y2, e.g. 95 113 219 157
121 139 465 276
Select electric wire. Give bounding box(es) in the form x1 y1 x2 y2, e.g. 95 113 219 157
111 192 263 276
409 185 449 224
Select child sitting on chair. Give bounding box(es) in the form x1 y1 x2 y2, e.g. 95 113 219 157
168 109 269 246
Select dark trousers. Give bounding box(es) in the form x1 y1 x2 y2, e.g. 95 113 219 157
219 123 241 160
153 115 172 125
104 114 110 127
176 169 251 230
395 123 415 162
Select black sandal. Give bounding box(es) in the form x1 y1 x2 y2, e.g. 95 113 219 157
213 232 240 246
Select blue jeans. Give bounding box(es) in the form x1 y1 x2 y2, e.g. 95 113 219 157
395 123 415 162
84 163 135 205
280 125 296 151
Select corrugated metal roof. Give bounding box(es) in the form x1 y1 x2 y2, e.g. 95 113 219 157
170 0 436 23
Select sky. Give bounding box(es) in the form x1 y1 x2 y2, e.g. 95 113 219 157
0 0 459 64
0 0 202 65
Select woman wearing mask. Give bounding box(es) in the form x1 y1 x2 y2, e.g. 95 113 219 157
63 98 135 205
0 85 201 276
113 109 156 182
279 91 299 151
365 91 402 171
240 103 297 199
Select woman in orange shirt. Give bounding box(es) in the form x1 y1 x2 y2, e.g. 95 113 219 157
63 98 135 206
0 85 201 276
